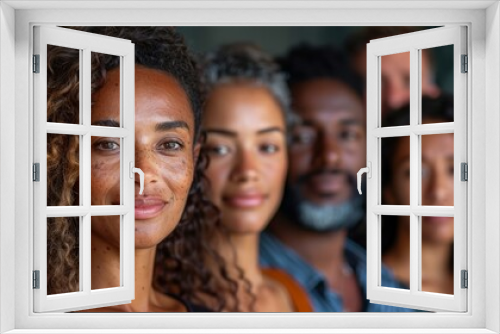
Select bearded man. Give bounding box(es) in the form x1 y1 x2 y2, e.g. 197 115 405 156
259 44 414 312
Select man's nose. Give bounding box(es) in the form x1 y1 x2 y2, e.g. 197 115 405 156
314 133 341 170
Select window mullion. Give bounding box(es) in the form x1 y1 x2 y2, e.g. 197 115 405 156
82 47 92 295
409 47 420 295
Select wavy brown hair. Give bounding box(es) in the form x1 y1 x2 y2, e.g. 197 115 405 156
46 26 239 311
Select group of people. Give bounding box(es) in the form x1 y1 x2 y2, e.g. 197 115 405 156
46 26 455 312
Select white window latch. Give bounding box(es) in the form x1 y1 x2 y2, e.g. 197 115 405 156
357 162 371 195
129 162 144 195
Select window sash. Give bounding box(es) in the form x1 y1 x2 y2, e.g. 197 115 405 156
365 25 468 312
32 25 136 313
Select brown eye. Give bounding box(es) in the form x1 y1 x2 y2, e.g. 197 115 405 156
161 141 183 151
206 145 230 156
94 140 120 152
260 143 280 154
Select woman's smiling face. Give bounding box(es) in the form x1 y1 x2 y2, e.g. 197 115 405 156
202 83 287 234
90 65 197 249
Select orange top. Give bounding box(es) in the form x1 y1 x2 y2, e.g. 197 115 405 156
261 267 314 312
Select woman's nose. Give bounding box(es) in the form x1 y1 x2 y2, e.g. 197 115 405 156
134 149 160 186
425 166 453 206
230 148 259 183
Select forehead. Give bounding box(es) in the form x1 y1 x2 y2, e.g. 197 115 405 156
93 66 195 130
203 83 285 129
291 78 364 124
381 50 432 74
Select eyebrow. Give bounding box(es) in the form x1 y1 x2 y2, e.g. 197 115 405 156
92 119 120 127
204 127 285 137
155 121 190 132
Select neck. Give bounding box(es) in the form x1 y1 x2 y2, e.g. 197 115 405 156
268 213 348 285
216 231 263 293
90 235 173 312
385 227 452 283
421 240 453 280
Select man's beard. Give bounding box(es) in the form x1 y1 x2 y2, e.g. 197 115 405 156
280 169 366 233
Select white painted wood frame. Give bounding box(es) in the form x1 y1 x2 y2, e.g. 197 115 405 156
365 26 467 313
32 26 136 313
0 1 498 333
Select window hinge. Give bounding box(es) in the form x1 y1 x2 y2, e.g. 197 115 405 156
33 163 40 182
33 54 40 73
461 54 468 73
461 270 468 289
33 270 40 289
461 162 468 181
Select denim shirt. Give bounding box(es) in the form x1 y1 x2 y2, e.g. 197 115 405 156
259 231 416 312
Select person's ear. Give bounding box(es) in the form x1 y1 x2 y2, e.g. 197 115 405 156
193 142 201 164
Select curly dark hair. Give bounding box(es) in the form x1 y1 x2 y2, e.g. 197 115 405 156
46 26 238 311
278 43 364 98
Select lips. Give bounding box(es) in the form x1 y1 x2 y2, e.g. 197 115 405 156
134 197 167 220
222 193 267 208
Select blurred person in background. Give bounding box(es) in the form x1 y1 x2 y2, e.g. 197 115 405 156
200 43 313 312
260 44 414 312
345 27 441 117
381 95 454 294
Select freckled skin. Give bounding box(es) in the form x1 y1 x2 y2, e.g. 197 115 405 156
202 83 288 234
90 66 197 250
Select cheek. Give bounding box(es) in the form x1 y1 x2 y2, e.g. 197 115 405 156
343 143 367 171
91 159 120 204
287 151 310 181
204 159 231 204
159 155 195 202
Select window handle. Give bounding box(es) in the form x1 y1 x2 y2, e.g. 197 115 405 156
357 162 371 195
129 162 145 195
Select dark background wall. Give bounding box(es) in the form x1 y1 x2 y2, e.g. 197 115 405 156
177 26 453 94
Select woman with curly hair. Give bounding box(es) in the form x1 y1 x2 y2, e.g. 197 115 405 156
46 26 237 312
199 43 313 311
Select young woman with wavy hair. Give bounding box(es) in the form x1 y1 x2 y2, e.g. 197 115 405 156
46 26 237 312
199 44 313 312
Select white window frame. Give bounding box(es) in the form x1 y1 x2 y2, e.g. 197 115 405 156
33 25 136 313
0 1 499 333
365 26 467 313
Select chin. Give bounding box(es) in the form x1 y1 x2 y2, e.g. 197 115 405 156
222 215 269 235
134 221 177 249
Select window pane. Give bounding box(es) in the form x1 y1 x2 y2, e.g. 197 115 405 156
91 215 121 290
380 51 410 127
381 215 410 290
421 133 454 206
47 45 81 124
420 45 454 124
47 134 80 206
420 216 454 294
91 136 121 206
91 52 121 127
47 217 81 295
381 136 410 205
